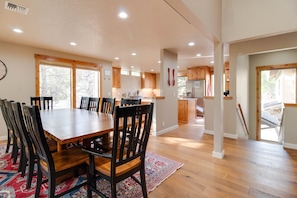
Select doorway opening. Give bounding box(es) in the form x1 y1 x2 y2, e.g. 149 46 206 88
260 68 296 142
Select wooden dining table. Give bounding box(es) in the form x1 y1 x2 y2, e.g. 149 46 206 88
39 108 114 152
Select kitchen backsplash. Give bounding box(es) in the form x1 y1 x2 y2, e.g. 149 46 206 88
112 75 159 98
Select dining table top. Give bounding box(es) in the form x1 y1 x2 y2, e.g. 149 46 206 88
39 108 114 151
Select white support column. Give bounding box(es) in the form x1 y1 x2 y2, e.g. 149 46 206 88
212 42 225 159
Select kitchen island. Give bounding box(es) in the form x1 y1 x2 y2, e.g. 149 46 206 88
178 98 196 124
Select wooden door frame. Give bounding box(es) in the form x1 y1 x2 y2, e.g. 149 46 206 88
256 63 297 140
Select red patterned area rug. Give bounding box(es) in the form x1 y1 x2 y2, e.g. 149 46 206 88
0 145 183 198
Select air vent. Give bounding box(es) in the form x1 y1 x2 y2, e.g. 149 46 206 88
5 1 29 15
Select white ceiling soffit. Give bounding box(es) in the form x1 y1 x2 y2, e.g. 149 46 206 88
5 1 29 15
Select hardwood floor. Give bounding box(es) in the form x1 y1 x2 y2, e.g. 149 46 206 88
147 118 297 198
2 117 297 197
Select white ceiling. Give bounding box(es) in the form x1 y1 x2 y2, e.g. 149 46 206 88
0 0 227 73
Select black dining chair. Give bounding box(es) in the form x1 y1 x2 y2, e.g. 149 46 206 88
4 100 24 169
11 102 37 188
0 99 17 155
42 96 53 110
30 97 42 110
79 96 89 109
91 97 116 148
23 105 88 198
82 103 154 198
101 97 116 114
120 98 142 106
87 97 100 112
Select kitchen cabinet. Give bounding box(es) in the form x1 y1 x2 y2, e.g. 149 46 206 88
187 66 210 80
141 72 156 89
187 68 197 80
178 99 196 124
112 67 121 88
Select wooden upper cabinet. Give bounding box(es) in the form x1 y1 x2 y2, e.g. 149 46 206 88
112 67 121 88
141 72 156 89
187 68 197 80
187 66 210 80
196 67 206 80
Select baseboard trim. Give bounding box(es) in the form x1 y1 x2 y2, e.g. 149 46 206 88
204 129 213 135
203 130 238 139
283 142 297 150
152 125 179 136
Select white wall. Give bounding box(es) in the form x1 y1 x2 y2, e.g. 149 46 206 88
204 98 238 139
222 0 297 43
182 0 222 40
154 49 178 135
236 55 249 138
282 105 297 149
0 41 112 140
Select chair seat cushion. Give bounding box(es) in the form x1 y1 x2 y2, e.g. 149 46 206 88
87 156 141 177
40 147 88 172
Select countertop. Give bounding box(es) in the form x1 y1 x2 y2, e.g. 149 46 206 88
178 97 198 100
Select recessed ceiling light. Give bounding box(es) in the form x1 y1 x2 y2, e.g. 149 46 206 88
13 28 23 33
130 66 134 68
151 69 154 72
131 53 136 56
196 54 201 57
69 42 77 46
210 61 214 64
118 11 128 19
115 57 119 60
158 60 161 64
188 42 195 46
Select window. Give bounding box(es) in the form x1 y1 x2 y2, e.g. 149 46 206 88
35 54 101 109
76 68 99 108
121 70 129 75
131 71 140 77
177 76 187 98
40 64 71 108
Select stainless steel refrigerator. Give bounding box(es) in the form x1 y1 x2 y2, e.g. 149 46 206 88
186 80 205 98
